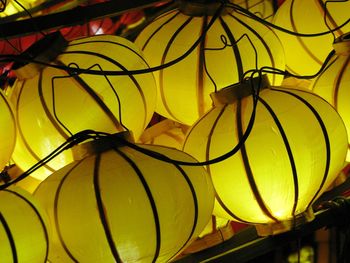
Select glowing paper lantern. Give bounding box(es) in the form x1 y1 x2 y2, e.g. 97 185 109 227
0 91 16 171
138 119 189 149
0 187 49 262
312 32 350 161
273 0 350 76
183 76 348 235
135 0 285 125
9 32 156 180
34 134 214 262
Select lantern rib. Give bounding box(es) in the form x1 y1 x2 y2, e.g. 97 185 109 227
3 188 50 261
167 162 199 262
333 56 350 110
159 15 194 123
53 159 82 263
114 148 161 263
236 97 279 223
0 212 17 262
93 153 123 262
258 96 299 218
219 16 244 81
270 88 332 210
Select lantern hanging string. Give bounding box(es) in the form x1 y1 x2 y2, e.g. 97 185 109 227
51 62 129 136
0 69 263 190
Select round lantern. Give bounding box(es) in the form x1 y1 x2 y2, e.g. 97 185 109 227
138 119 189 149
0 90 16 171
33 133 214 262
312 32 350 161
9 32 157 180
183 76 348 235
135 0 285 126
0 187 49 262
273 0 350 76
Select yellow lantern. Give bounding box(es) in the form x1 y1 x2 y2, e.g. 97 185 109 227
9 32 156 180
0 90 16 171
183 76 348 235
312 32 350 161
273 0 350 76
135 0 285 126
0 187 49 262
138 119 189 150
34 133 214 262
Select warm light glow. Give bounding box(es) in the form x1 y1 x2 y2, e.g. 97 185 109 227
183 78 348 226
135 1 285 125
0 187 49 262
0 0 41 17
9 33 157 180
273 0 350 76
312 33 350 161
34 139 214 262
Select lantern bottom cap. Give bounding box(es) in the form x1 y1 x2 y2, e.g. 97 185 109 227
254 207 315 236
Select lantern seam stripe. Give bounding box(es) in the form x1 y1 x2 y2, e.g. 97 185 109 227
166 162 199 262
3 189 49 262
93 153 123 263
16 79 56 173
258 96 299 218
237 98 279 222
219 16 243 81
114 148 161 263
197 15 208 118
311 56 338 106
0 88 16 148
158 15 194 123
54 160 83 262
289 0 323 67
140 11 180 52
205 104 251 223
271 88 331 209
38 70 70 139
333 56 350 110
0 212 17 262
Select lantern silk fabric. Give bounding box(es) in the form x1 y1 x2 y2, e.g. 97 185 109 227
135 3 285 125
34 143 214 263
9 33 156 180
183 84 347 224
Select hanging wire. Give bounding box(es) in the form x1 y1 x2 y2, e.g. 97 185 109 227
324 0 350 42
51 62 129 136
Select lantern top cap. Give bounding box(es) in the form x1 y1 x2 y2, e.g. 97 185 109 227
13 31 68 79
210 75 270 106
333 32 350 55
72 131 135 160
178 0 224 16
